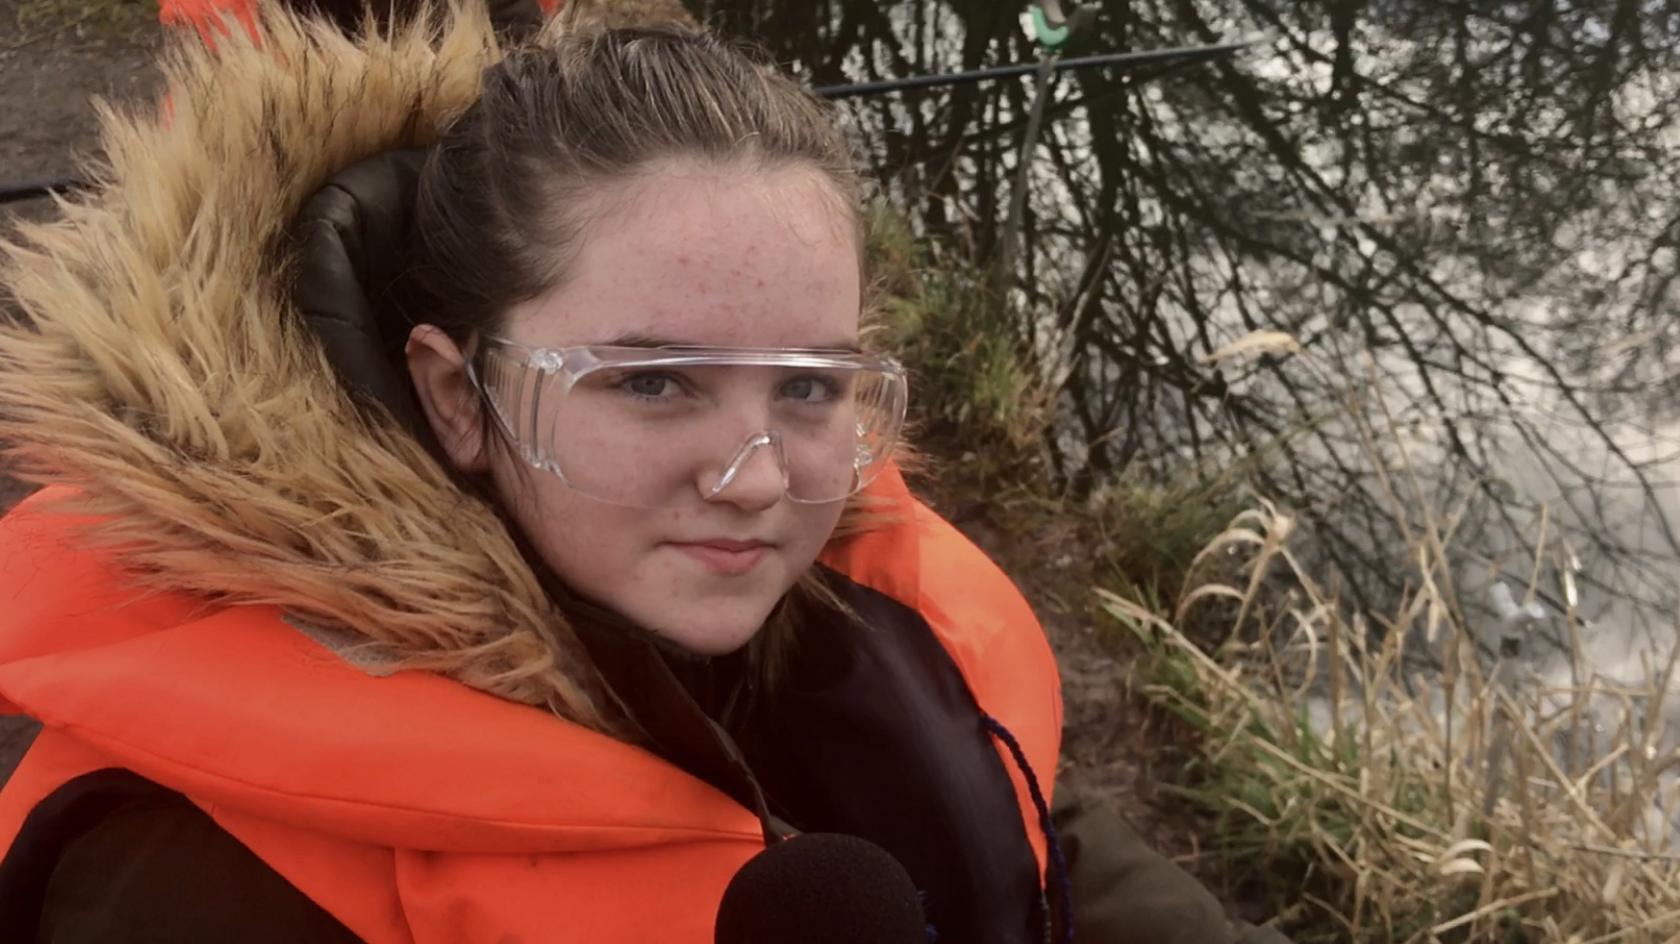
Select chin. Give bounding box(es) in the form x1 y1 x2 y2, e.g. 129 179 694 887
643 604 773 656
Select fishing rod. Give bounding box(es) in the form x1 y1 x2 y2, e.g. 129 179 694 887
0 39 1253 206
812 39 1252 100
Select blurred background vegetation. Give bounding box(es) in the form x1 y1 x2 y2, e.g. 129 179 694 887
831 0 1680 935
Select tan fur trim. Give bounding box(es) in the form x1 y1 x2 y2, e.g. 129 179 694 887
0 5 630 728
0 4 891 736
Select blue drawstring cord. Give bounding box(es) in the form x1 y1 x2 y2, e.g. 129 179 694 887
982 714 1074 944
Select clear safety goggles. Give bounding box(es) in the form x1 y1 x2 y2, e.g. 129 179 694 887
466 338 909 508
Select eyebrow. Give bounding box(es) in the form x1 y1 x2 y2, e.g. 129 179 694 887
603 332 864 353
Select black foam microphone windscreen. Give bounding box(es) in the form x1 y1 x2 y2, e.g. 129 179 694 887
714 833 926 943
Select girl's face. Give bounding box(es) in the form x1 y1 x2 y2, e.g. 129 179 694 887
410 161 860 654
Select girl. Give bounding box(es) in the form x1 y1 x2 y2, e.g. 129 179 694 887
0 7 1285 942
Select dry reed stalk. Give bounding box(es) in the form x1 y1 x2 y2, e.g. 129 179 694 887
1103 490 1680 941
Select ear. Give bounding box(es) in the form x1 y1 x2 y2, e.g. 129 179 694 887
405 325 491 473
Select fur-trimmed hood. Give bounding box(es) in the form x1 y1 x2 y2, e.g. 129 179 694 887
0 7 632 726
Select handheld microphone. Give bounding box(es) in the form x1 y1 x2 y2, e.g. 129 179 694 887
714 832 926 943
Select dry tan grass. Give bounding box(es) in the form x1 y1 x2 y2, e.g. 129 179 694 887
1101 414 1680 940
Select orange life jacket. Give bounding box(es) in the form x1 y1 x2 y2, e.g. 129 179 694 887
0 469 1061 942
158 0 261 46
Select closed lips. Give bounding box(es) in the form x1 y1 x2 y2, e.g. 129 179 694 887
682 539 770 551
667 539 772 575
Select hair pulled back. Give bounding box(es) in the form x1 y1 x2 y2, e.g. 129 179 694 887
403 23 860 343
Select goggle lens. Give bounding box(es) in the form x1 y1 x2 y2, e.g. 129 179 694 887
474 343 907 507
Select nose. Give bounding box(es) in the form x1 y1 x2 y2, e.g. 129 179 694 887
701 431 787 511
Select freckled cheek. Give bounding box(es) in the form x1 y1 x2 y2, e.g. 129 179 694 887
515 479 654 578
788 504 845 561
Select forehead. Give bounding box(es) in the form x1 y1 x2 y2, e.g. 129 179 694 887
503 162 861 350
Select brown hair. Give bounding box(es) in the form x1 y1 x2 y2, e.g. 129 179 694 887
401 22 859 343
